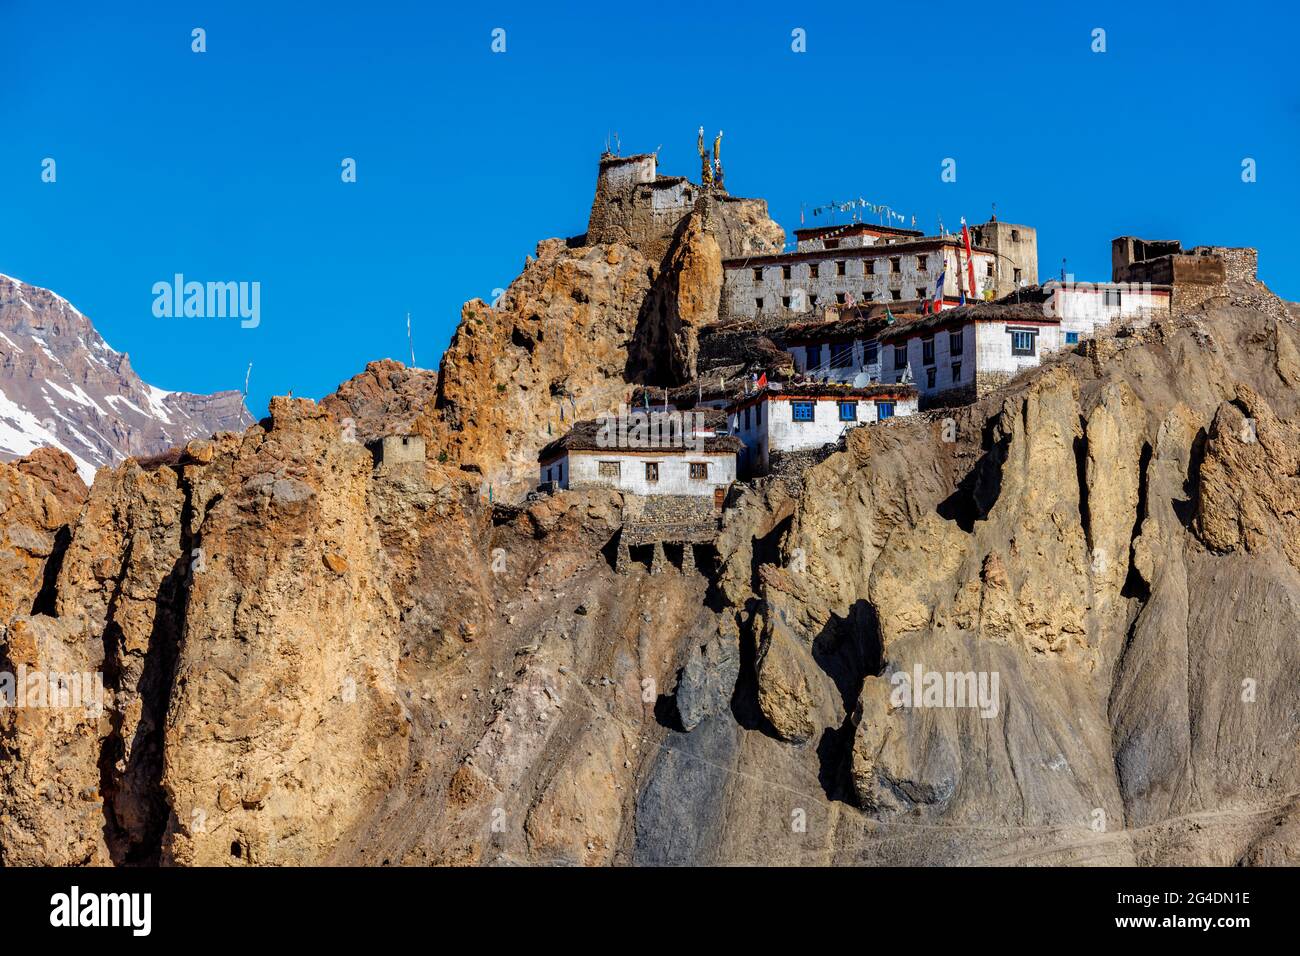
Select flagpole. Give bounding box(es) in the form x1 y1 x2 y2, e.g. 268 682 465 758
407 313 416 369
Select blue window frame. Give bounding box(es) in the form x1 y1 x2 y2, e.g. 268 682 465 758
1011 329 1036 356
876 401 896 420
806 345 822 372
838 401 858 421
1065 331 1080 345
791 401 815 422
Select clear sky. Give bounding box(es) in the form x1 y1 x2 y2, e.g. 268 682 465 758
2 0 1296 417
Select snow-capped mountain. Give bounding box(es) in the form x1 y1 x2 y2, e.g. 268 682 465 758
0 273 253 484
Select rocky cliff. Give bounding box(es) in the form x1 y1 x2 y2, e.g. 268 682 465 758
1 238 1297 865
0 274 254 485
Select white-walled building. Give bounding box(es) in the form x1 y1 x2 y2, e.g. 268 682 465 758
1040 279 1172 343
721 220 1036 323
726 382 918 476
873 280 1171 406
539 410 740 499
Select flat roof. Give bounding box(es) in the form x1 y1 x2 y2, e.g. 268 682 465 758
539 411 743 463
724 236 993 268
793 222 924 241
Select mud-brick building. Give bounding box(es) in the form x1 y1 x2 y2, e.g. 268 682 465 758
1111 236 1259 310
721 219 1037 323
583 151 783 263
538 411 740 500
726 381 918 477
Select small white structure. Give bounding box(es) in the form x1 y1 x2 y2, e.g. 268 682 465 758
539 410 740 499
874 281 1172 406
1043 279 1172 343
727 383 918 476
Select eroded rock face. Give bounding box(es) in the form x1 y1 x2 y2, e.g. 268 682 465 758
1 262 1298 869
321 359 439 444
0 449 85 624
422 241 653 499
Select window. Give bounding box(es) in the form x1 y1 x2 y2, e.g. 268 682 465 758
1065 331 1080 345
752 267 763 280
831 343 853 368
951 361 962 381
756 401 763 425
986 262 995 278
949 331 964 356
809 263 819 278
755 297 764 310
890 257 901 273
890 289 902 301
1013 268 1022 284
893 344 906 368
838 401 857 421
926 367 936 389
744 406 751 429
1011 229 1021 241
791 401 815 422
1103 288 1122 309
836 292 846 305
864 340 879 365
862 290 874 301
598 460 620 478
809 294 819 306
916 254 928 271
782 265 792 279
645 462 659 482
836 261 846 276
806 345 822 371
922 338 935 365
782 296 791 308
824 239 840 250
690 462 708 480
1010 329 1036 356
877 401 895 420
864 260 876 275
916 288 928 300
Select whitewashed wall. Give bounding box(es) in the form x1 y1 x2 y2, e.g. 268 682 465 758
787 339 883 383
881 323 977 398
1054 287 1171 342
974 321 1063 377
729 394 917 470
723 248 997 320
543 450 735 497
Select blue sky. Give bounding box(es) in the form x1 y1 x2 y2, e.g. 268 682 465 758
2 0 1296 417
